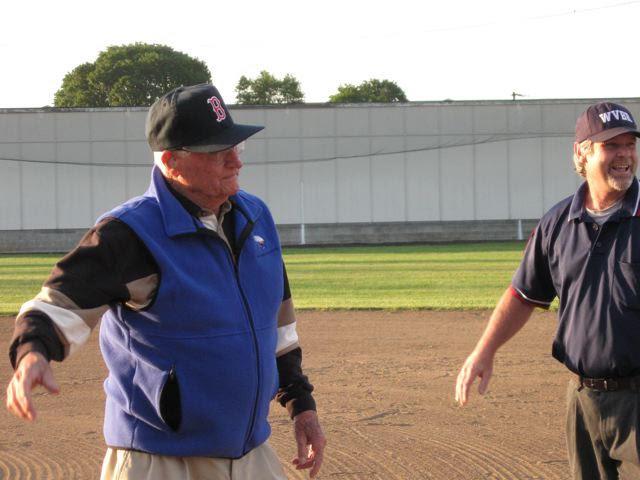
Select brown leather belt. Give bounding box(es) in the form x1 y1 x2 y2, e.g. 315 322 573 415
578 375 640 392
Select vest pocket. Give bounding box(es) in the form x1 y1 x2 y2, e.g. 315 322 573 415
159 366 182 431
130 359 180 432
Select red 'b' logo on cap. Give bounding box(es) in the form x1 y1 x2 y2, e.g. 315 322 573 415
207 96 226 123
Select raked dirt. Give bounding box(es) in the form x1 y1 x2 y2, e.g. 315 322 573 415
0 310 569 479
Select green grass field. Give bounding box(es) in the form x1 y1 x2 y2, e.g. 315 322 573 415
0 254 63 316
284 242 525 310
0 242 527 315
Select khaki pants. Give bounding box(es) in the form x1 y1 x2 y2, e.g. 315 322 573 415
566 379 640 480
100 442 287 480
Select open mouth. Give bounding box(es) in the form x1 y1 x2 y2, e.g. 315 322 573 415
610 164 631 174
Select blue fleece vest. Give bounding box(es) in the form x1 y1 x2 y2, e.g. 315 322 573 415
98 167 283 457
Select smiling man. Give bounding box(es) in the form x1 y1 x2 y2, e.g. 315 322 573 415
456 102 640 479
6 84 325 480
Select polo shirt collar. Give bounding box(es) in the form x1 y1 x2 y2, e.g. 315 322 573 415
568 177 640 222
619 178 640 218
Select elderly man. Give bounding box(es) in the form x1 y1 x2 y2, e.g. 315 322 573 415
6 84 326 479
456 101 640 479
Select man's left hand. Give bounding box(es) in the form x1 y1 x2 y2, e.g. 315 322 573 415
292 410 326 478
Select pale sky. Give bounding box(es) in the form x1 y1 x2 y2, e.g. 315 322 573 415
3 0 639 108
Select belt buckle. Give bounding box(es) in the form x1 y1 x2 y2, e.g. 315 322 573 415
603 379 617 391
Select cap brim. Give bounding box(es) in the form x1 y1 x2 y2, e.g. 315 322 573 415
589 126 640 142
183 124 264 153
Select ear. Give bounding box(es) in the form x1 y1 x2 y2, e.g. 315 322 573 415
160 150 178 176
573 142 582 160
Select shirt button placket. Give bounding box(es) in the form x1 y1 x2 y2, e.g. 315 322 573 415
589 223 604 254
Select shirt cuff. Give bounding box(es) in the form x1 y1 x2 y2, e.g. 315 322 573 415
287 394 317 419
12 339 50 369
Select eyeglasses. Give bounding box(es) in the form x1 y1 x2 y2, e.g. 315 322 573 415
232 141 246 154
176 141 246 156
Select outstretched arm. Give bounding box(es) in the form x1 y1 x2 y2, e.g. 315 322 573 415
455 288 536 406
6 218 157 422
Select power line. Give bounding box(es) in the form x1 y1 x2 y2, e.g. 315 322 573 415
380 0 640 35
529 0 640 20
0 132 573 167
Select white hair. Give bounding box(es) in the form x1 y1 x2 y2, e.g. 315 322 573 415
573 139 594 178
152 151 164 169
153 150 190 172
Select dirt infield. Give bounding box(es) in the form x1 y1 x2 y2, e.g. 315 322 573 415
0 310 570 479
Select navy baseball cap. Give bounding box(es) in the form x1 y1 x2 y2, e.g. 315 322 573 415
575 102 640 143
146 84 264 152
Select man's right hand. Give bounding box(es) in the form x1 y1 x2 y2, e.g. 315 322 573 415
455 350 494 406
455 288 536 407
6 351 59 421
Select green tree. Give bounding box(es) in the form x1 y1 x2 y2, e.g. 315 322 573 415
54 43 211 107
329 79 408 103
235 70 304 105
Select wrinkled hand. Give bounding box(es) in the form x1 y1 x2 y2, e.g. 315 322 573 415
455 350 494 406
6 352 59 421
292 410 326 478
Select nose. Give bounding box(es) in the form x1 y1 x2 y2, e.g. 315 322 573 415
231 149 243 169
226 148 243 169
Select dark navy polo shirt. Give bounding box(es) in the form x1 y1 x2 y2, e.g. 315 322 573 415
512 178 640 378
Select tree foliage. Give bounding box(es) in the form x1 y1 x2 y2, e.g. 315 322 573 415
235 70 304 105
54 43 211 107
329 79 408 103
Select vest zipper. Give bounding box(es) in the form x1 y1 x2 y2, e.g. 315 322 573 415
214 227 262 454
233 259 262 454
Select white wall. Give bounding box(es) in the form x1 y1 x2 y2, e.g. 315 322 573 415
1 98 638 230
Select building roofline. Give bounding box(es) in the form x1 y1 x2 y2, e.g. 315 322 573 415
2 96 640 113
